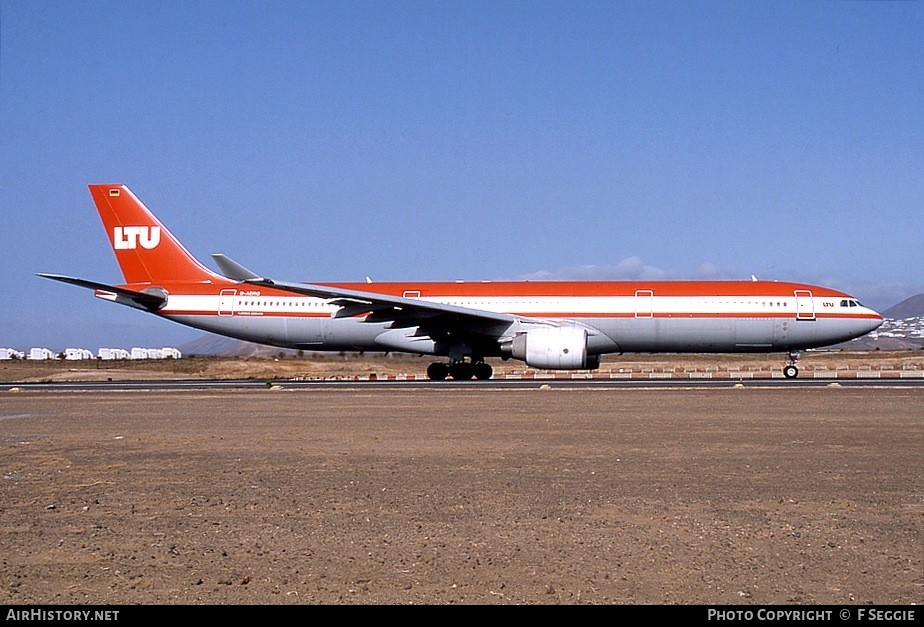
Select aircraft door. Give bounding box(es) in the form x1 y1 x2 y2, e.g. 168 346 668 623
634 290 654 318
794 290 815 321
218 289 236 316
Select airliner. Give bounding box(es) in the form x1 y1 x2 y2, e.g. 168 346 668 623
39 185 883 380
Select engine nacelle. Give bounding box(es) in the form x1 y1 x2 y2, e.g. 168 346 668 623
509 326 600 370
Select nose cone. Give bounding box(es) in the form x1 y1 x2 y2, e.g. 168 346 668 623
865 309 885 334
853 305 885 338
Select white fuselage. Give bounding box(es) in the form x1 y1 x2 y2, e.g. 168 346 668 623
107 284 882 357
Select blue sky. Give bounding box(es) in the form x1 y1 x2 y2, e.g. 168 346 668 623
1 1 922 351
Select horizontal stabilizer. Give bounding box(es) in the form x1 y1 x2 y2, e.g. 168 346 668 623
36 273 167 310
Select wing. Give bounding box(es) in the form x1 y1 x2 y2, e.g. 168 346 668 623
210 254 529 337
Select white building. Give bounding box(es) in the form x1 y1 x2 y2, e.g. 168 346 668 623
64 348 95 360
98 348 131 360
28 347 57 360
0 348 25 360
129 347 182 359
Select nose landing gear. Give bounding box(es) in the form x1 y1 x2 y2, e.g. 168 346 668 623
782 352 801 379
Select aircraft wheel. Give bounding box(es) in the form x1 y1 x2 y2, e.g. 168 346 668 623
449 362 474 380
783 365 799 379
427 362 449 381
473 362 493 380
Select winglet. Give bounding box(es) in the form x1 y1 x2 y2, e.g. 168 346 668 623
211 254 265 282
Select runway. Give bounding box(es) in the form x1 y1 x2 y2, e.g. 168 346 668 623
1 374 922 392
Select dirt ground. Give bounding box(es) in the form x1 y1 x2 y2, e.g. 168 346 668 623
1 382 921 605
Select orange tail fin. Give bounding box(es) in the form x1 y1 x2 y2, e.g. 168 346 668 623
89 185 220 285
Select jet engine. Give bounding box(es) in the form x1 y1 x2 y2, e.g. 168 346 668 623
508 326 600 370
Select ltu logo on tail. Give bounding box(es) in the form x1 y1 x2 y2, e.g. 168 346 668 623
113 226 161 250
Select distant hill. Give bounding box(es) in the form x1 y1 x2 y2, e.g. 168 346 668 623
178 334 389 358
882 294 924 319
178 334 301 357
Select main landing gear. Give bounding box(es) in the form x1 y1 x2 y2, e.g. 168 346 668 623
426 360 493 381
783 351 801 379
